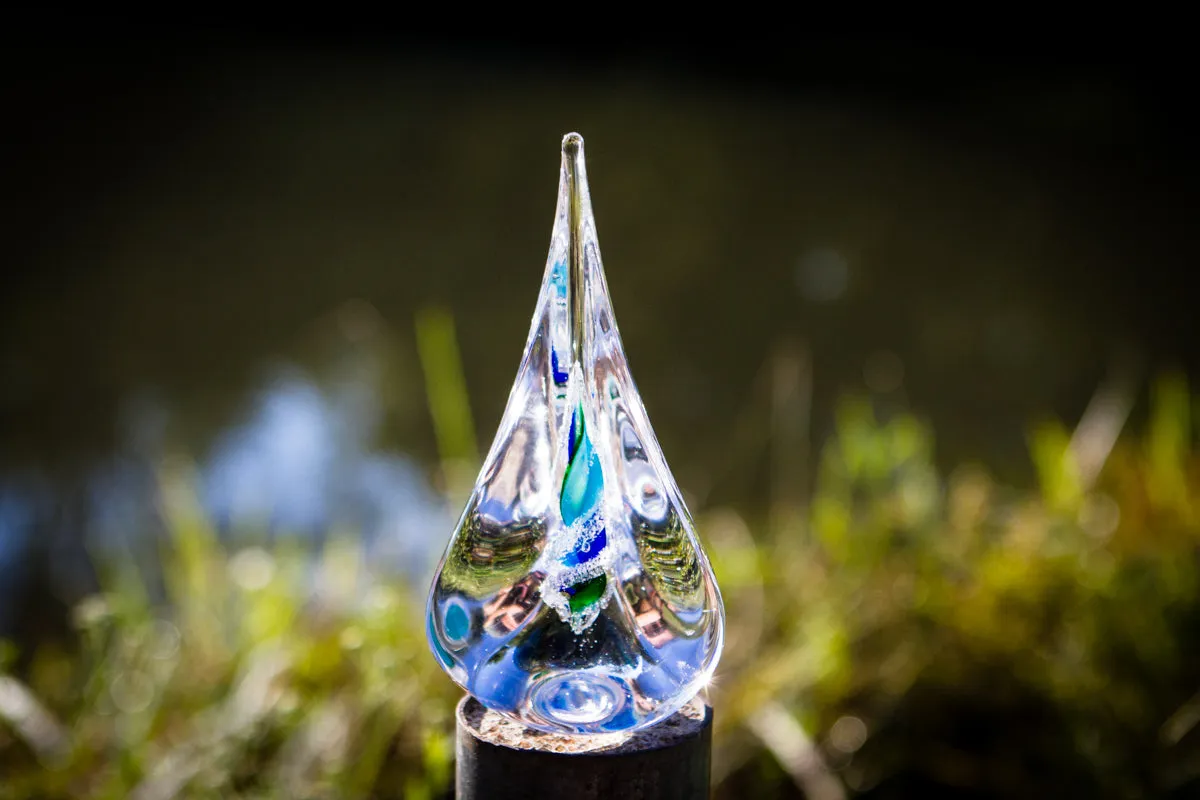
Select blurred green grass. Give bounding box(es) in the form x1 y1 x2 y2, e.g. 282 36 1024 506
2 314 1200 798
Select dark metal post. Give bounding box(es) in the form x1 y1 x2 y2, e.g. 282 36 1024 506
455 695 712 800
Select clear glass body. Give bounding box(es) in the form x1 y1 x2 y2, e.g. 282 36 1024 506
426 134 723 734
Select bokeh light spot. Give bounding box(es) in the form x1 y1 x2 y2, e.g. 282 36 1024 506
829 714 868 753
795 248 849 303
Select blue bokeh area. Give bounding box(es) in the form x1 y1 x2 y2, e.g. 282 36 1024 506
0 368 451 632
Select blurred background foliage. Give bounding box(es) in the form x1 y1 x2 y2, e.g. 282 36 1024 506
3 352 1198 797
3 33 1200 798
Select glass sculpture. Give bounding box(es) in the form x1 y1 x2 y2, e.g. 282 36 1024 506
426 133 724 734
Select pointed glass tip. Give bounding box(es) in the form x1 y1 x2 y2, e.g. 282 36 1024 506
561 131 584 155
426 134 724 735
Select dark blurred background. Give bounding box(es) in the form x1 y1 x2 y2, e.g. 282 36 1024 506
2 29 1198 799
4 32 1197 471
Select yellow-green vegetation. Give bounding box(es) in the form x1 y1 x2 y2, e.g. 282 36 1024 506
0 462 459 800
3 351 1199 797
708 373 1200 798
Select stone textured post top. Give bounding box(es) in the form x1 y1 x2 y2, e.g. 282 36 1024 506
456 695 714 800
458 695 710 755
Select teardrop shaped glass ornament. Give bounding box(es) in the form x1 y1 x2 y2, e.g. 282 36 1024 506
426 133 724 734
